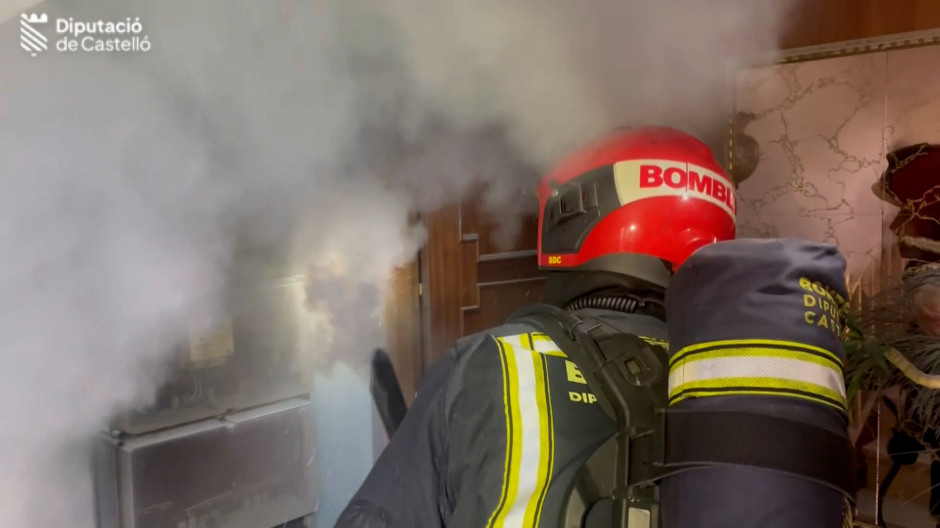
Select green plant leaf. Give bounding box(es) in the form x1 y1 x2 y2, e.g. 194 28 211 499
846 368 865 400
845 352 882 399
843 340 861 355
861 338 889 372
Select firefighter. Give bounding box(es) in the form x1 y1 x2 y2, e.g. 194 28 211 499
334 126 854 528
335 126 730 527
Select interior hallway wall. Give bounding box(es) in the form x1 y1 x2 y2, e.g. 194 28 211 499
734 43 940 297
733 42 940 528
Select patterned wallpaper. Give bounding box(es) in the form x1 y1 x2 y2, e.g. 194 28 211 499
733 44 940 527
733 44 940 297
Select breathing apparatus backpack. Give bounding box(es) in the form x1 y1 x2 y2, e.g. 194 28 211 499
506 239 858 528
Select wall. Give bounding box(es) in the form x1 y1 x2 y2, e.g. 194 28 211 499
733 42 940 527
734 43 940 295
783 0 940 49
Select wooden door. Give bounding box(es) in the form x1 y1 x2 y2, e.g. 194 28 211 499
384 258 423 405
419 194 547 369
383 193 546 403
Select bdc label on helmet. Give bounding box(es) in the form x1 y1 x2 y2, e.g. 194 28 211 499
612 160 736 219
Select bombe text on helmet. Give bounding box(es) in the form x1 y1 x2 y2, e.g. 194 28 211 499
614 159 737 219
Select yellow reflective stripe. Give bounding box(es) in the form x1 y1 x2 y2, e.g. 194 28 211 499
536 350 556 524
487 338 516 527
671 388 847 410
530 333 566 358
670 375 845 406
669 346 841 373
498 338 524 528
532 332 667 354
669 338 841 368
523 344 554 525
669 355 845 398
640 336 668 349
668 341 847 413
489 334 557 528
531 333 551 342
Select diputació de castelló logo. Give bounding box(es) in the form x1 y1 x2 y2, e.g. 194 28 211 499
20 13 48 57
19 12 151 57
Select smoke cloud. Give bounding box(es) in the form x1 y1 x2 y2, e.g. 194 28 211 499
0 0 798 525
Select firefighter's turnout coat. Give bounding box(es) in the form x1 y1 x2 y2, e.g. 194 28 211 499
335 238 853 528
336 309 662 528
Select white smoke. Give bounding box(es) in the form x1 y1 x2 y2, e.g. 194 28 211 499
342 0 798 165
0 0 798 525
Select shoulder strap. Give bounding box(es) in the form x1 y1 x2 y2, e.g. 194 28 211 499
663 409 857 496
507 303 669 423
508 304 666 528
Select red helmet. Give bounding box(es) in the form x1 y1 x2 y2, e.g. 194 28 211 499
537 126 736 289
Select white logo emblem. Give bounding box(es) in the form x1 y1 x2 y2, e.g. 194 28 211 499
20 13 48 57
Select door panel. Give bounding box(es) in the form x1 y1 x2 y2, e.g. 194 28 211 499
384 258 422 405
421 193 546 368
